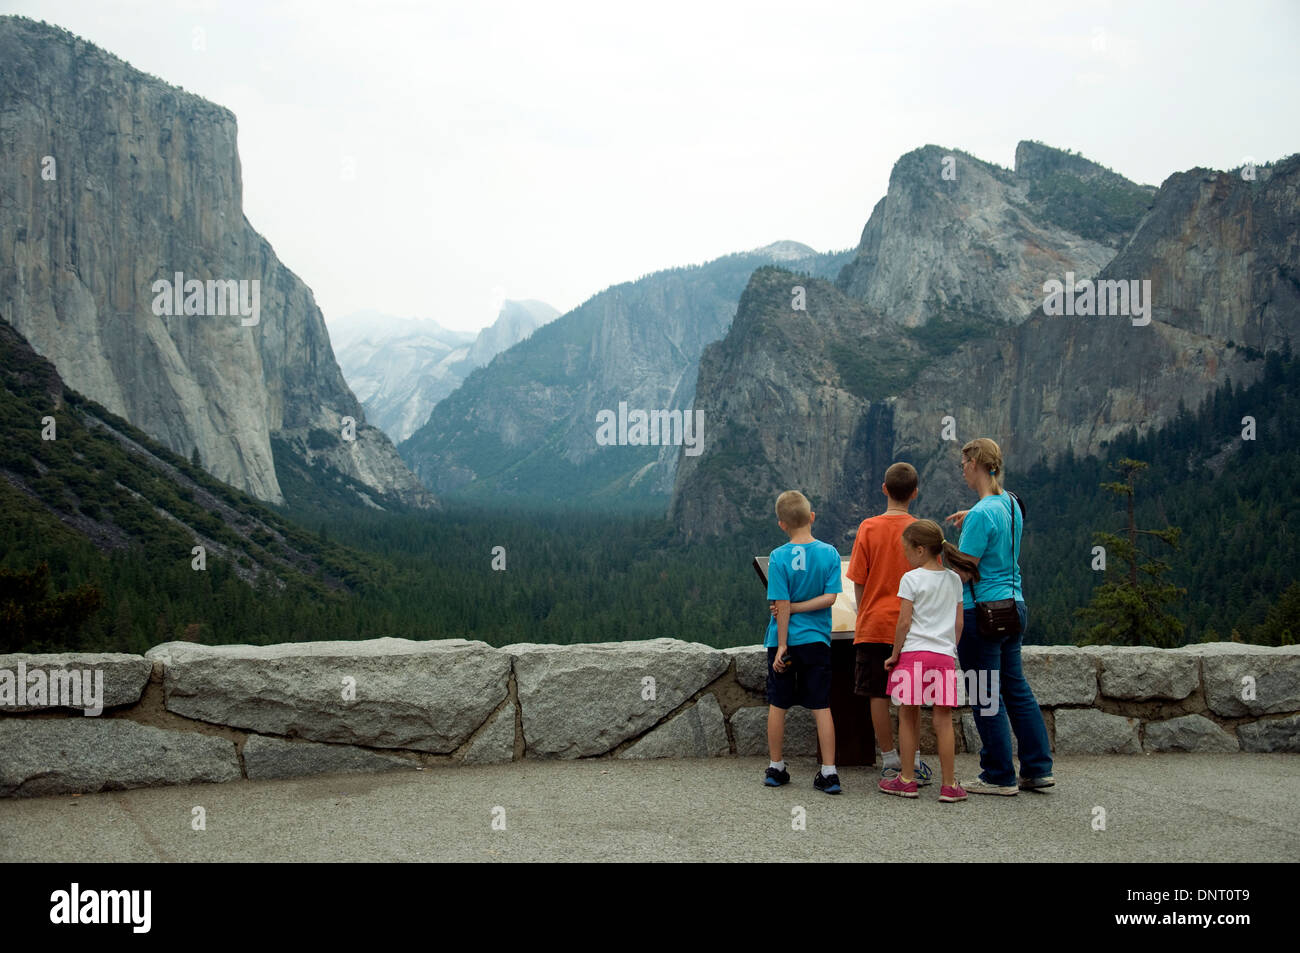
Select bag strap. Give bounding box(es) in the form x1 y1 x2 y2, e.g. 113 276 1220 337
962 493 1022 602
1007 491 1019 596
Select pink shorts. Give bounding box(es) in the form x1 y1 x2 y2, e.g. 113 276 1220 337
888 651 957 707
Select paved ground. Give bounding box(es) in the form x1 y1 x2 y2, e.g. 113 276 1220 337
1 754 1295 862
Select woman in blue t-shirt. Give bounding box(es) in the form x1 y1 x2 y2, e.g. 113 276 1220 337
945 437 1054 795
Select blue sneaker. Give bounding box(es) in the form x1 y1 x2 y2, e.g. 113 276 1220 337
914 760 934 786
764 765 790 787
814 770 842 795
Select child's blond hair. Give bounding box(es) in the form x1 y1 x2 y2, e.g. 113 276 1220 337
775 490 812 528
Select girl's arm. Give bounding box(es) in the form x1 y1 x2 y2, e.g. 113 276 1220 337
886 599 913 669
954 602 964 647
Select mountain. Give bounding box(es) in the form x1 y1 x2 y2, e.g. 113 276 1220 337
0 315 392 650
331 300 557 444
398 242 852 506
670 143 1297 544
0 16 432 511
834 142 1152 327
327 309 476 355
465 299 558 368
330 311 476 444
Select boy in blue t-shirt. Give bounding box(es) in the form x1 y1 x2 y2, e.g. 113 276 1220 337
763 490 843 794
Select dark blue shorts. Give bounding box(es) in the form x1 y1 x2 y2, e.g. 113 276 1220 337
766 642 832 711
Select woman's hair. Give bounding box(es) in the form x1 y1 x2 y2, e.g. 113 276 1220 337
961 437 1004 494
902 519 980 582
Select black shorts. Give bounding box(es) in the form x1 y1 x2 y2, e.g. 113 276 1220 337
854 643 893 698
766 643 832 711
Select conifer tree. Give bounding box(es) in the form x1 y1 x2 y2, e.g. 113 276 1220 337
1075 459 1186 646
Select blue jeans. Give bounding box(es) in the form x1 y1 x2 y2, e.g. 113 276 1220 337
957 602 1053 786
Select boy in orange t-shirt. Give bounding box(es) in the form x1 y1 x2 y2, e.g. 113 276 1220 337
846 462 933 784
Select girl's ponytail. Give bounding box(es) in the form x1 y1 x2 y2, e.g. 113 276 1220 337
942 541 980 583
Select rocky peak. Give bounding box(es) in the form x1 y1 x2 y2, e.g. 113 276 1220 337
0 16 432 510
835 144 1124 327
749 240 820 262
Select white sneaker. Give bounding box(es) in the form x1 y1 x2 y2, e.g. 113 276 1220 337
961 777 1019 796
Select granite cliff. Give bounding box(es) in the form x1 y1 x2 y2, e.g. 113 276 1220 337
399 242 851 505
835 142 1150 327
0 17 432 510
671 145 1297 542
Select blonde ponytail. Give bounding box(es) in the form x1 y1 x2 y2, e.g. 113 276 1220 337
961 437 1004 493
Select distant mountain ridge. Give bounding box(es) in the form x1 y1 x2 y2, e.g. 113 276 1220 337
331 300 557 444
398 243 852 505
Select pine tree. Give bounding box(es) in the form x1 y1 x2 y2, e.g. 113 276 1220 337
1254 580 1300 646
0 562 104 652
1074 459 1186 646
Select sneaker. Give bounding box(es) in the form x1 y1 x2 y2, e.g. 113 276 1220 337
939 784 968 802
1019 775 1055 790
814 771 842 795
764 766 790 787
878 775 918 798
961 777 1019 796
914 760 934 786
880 763 901 781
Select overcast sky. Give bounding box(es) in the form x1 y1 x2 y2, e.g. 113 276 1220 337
6 0 1298 332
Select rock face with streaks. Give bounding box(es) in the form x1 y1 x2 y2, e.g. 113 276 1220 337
0 17 432 510
671 143 1298 540
836 143 1125 327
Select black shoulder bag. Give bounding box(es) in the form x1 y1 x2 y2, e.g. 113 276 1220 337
973 492 1022 641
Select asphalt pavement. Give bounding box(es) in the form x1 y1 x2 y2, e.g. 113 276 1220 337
1 754 1295 862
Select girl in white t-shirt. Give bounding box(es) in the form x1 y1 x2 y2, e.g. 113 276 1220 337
880 519 980 803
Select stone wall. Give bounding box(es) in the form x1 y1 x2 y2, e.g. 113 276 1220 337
1 639 1296 797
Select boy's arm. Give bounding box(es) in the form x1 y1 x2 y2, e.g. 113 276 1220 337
886 600 913 669
786 593 837 614
773 601 792 668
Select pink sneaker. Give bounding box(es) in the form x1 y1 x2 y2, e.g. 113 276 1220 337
878 776 918 798
939 783 968 802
